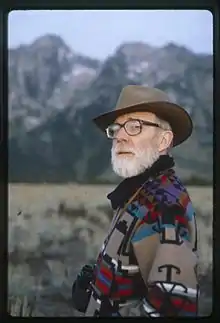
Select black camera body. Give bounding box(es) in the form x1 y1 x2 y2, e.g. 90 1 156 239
71 264 95 313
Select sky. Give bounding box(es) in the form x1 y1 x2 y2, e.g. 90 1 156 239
8 10 213 59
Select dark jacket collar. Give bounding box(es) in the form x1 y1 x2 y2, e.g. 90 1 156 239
107 155 175 210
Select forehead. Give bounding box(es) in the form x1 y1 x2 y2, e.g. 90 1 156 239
115 111 157 123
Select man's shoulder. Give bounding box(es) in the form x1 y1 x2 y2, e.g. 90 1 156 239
125 170 195 226
126 170 194 222
140 169 191 208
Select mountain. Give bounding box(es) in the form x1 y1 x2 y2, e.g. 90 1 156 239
8 34 101 136
8 35 213 183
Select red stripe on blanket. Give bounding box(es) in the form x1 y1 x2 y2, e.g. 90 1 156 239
95 278 109 295
175 215 188 225
171 297 197 312
99 265 113 280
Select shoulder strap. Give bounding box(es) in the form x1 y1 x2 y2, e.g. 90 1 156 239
116 181 146 221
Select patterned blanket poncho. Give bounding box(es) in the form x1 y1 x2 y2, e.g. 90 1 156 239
85 168 199 317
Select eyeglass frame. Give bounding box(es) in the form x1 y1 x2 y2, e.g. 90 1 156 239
105 118 161 139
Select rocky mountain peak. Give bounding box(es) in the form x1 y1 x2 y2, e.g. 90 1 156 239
30 33 70 50
8 34 101 133
8 35 213 183
117 41 154 57
162 42 192 54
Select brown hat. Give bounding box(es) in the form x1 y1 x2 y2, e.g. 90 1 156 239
93 85 193 147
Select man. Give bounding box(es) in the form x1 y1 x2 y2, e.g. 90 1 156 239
72 85 199 317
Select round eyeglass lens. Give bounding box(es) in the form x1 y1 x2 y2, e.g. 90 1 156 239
125 120 141 135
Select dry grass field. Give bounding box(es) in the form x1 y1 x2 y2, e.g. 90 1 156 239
8 184 213 213
8 184 213 316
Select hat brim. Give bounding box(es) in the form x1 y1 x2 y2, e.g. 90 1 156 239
93 101 193 147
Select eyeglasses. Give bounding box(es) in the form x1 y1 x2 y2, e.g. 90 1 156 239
106 119 160 139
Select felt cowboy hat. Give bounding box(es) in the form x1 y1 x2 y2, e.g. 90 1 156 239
93 85 193 147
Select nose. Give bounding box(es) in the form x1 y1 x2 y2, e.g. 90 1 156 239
115 125 129 142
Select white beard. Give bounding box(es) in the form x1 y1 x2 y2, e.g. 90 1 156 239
111 144 160 178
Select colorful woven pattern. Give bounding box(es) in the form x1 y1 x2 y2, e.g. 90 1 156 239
85 169 199 317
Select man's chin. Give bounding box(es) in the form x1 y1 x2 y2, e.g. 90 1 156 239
112 158 146 178
113 167 145 178
111 147 160 179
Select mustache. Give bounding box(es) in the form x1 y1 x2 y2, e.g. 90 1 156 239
113 146 136 154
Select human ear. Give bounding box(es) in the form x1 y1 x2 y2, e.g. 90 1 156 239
158 130 174 152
